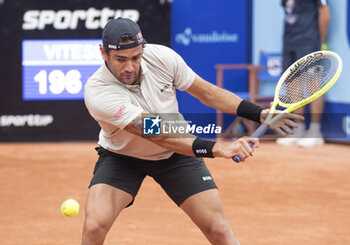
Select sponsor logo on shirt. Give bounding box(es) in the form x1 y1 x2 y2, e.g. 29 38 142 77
115 105 126 119
160 84 170 93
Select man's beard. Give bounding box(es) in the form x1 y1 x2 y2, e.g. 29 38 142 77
117 71 139 85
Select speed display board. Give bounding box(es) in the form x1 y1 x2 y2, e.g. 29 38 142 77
22 39 102 100
0 0 170 141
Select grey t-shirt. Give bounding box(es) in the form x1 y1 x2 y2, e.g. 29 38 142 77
84 44 196 160
282 0 328 48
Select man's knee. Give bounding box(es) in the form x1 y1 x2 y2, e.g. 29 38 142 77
82 220 110 241
207 221 231 238
204 220 240 245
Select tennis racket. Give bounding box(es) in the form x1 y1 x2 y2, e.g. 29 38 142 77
233 50 343 163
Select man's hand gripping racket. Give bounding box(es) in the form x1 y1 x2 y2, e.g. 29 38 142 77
233 50 343 162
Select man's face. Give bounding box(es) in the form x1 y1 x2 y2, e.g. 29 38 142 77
101 44 143 85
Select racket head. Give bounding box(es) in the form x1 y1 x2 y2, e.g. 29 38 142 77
273 51 342 113
234 51 342 163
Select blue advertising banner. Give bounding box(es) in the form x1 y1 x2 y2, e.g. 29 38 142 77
22 39 102 100
323 103 350 142
171 0 251 113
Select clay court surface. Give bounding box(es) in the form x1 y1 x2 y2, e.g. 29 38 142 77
0 141 349 245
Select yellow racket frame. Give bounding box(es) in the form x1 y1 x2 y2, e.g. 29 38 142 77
233 51 342 162
267 50 343 123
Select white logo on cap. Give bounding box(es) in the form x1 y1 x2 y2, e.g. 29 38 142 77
108 44 117 49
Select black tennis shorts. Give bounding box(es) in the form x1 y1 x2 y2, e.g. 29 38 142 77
89 147 217 207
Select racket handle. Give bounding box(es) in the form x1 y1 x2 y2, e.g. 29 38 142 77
233 124 269 163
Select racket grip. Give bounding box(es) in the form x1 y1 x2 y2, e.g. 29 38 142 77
233 124 269 163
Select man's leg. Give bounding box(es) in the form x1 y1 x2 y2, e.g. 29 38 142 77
151 154 237 244
180 189 240 245
310 96 324 124
81 183 133 245
296 96 325 147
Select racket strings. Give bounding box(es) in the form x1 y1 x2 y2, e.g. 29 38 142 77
278 55 338 104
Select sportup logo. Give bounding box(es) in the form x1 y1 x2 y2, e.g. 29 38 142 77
22 8 140 30
175 27 239 46
0 114 53 127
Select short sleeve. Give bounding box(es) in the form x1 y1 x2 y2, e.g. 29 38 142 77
171 50 196 91
84 86 143 129
148 45 196 91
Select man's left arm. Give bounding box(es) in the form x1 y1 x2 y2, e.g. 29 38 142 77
186 74 304 136
186 74 243 114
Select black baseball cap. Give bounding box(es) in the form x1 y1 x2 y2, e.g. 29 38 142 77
102 18 145 51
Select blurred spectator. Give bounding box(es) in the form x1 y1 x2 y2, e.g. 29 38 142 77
277 0 331 147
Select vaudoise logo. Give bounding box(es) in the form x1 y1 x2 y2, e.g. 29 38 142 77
175 27 239 46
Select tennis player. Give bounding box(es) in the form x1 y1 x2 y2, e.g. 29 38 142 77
82 18 303 245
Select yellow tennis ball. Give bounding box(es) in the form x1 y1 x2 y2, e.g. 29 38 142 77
321 43 328 50
61 199 80 217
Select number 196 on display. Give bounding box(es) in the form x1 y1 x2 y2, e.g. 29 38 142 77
34 69 83 95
